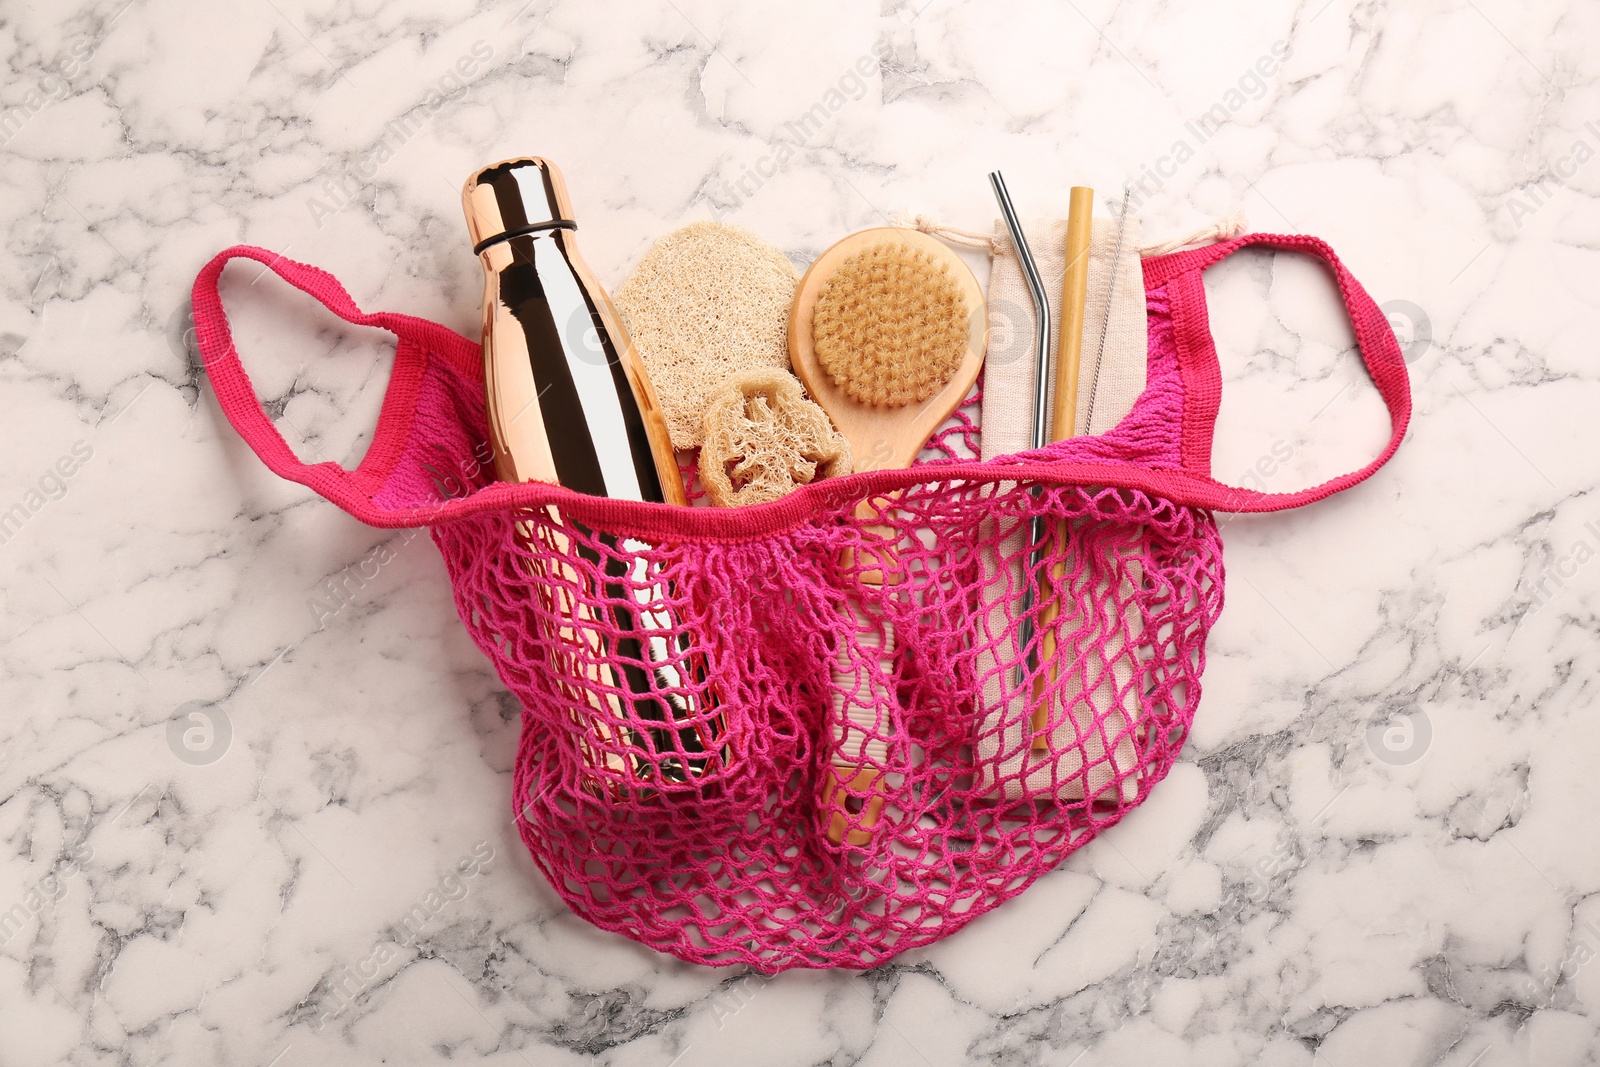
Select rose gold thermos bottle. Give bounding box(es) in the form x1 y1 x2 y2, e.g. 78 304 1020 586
463 156 720 791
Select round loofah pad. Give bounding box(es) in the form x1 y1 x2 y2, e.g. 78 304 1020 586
699 369 852 508
810 242 969 408
614 222 798 449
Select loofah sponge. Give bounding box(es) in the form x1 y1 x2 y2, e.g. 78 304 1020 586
699 369 852 507
614 222 798 449
810 242 969 408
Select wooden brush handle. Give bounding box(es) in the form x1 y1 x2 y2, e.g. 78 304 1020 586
824 509 900 845
787 227 987 847
822 595 895 846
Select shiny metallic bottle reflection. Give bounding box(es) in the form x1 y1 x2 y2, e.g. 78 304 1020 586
463 156 722 789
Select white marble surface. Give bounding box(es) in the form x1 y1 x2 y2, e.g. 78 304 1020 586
2 0 1598 1062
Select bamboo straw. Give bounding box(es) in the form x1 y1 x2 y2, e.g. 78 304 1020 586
1031 186 1094 749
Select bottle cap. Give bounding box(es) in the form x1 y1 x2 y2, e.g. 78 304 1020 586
462 157 577 254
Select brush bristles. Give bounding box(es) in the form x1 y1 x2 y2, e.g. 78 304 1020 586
811 242 968 408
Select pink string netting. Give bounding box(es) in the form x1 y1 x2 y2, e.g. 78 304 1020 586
377 287 1217 971
191 234 1411 972
439 481 1221 969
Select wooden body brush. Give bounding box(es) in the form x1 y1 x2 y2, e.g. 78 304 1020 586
789 227 986 845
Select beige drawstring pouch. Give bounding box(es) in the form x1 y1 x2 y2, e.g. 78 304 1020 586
912 210 1246 802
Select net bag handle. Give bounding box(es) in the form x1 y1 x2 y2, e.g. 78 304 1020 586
1142 232 1413 511
189 245 480 525
191 237 1411 532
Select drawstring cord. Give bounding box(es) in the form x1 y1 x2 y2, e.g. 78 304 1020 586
899 210 1250 257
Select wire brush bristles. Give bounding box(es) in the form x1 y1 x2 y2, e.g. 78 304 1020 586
811 242 970 408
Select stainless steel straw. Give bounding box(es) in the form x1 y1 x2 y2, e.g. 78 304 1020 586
988 171 1051 686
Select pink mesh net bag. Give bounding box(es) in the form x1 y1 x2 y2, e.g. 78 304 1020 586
191 233 1411 971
